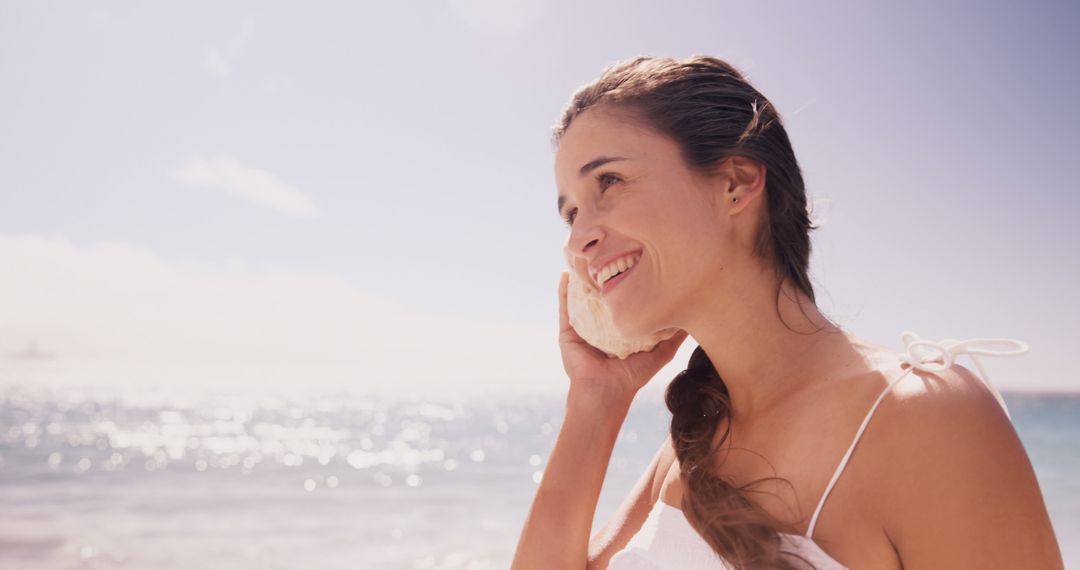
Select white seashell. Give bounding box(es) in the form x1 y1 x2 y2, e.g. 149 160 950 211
563 245 680 359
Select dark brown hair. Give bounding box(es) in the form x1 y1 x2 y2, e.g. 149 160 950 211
552 56 825 568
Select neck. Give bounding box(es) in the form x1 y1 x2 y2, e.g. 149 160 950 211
679 264 849 423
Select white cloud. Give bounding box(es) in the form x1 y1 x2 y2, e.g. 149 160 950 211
202 19 255 78
203 47 231 77
0 234 563 399
170 154 320 219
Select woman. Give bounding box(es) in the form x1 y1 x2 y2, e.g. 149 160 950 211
511 56 1063 569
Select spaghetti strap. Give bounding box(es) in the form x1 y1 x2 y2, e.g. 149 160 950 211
802 331 1030 539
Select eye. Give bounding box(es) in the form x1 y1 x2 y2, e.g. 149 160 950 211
562 172 622 227
563 208 577 227
597 172 621 190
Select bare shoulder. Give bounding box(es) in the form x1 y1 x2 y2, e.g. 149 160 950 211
881 360 1011 428
871 362 1064 568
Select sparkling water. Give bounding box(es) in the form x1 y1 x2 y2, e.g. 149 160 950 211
1 385 1076 569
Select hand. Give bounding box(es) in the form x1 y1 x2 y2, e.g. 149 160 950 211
557 271 690 400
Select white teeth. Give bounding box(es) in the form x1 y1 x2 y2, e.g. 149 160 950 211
563 244 680 359
598 254 641 286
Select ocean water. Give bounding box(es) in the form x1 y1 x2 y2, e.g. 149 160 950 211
0 385 1076 569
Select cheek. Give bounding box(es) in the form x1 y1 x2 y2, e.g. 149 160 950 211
626 186 722 280
663 207 726 279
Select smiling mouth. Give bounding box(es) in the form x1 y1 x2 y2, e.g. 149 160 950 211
600 260 637 294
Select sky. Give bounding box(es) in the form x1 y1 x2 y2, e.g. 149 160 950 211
1 0 1078 399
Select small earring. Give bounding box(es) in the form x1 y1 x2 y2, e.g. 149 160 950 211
732 197 738 203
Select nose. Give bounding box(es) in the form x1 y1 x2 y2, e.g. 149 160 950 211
566 208 604 258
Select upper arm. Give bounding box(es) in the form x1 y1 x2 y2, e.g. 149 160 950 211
880 364 1064 569
586 433 675 570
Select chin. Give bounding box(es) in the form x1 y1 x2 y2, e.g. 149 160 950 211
610 305 662 339
608 274 679 337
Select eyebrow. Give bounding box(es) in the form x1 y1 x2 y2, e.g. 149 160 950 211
557 156 629 216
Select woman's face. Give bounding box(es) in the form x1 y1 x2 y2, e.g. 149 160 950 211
554 106 736 338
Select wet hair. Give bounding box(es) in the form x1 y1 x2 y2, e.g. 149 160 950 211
552 56 827 568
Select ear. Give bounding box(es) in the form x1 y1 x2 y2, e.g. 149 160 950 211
719 156 767 214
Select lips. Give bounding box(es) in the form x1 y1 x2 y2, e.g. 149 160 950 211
589 250 643 286
600 257 638 295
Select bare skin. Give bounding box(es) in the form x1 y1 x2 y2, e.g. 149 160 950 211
513 105 1063 569
654 341 921 568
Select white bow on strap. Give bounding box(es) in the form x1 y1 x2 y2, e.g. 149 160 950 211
898 331 1030 421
